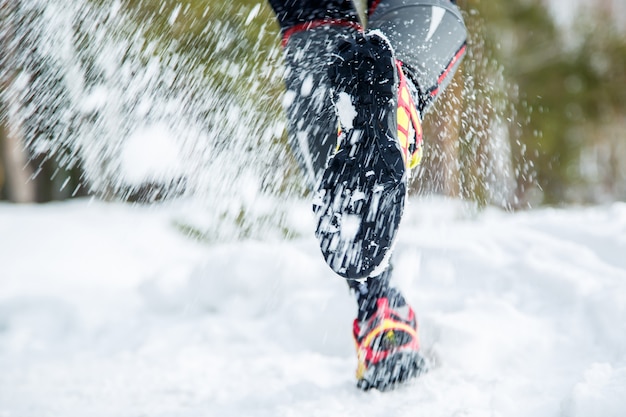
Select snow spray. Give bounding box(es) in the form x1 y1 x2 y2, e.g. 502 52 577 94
0 0 532 240
1 0 297 240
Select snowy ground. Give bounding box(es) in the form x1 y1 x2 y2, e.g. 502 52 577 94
1 197 625 417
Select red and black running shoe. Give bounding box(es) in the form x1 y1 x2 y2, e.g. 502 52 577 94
353 296 427 391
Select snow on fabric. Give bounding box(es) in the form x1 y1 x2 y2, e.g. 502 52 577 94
0 198 625 416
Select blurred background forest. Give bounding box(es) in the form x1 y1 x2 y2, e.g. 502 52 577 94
0 0 625 207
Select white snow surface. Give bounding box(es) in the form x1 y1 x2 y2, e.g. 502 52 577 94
1 197 626 416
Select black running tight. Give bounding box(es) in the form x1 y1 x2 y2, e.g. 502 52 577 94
268 0 458 31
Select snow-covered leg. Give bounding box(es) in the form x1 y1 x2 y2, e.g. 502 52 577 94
270 0 363 188
281 24 360 188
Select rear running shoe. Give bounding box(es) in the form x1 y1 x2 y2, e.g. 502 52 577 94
313 31 423 279
353 296 427 391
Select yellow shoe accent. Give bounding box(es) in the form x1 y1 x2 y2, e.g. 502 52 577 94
395 61 423 171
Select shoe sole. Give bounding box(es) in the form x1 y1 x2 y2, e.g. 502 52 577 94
357 350 428 391
313 32 407 279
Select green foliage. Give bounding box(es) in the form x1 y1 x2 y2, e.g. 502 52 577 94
115 0 283 110
461 0 626 205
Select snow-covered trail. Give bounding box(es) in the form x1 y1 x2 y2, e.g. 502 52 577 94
1 198 625 417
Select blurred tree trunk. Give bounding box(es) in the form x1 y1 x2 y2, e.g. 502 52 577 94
441 73 464 198
0 122 36 203
0 0 36 203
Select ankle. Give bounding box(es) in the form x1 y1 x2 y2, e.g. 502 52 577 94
351 268 407 321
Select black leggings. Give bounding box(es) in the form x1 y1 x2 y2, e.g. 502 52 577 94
268 0 458 31
268 0 360 29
